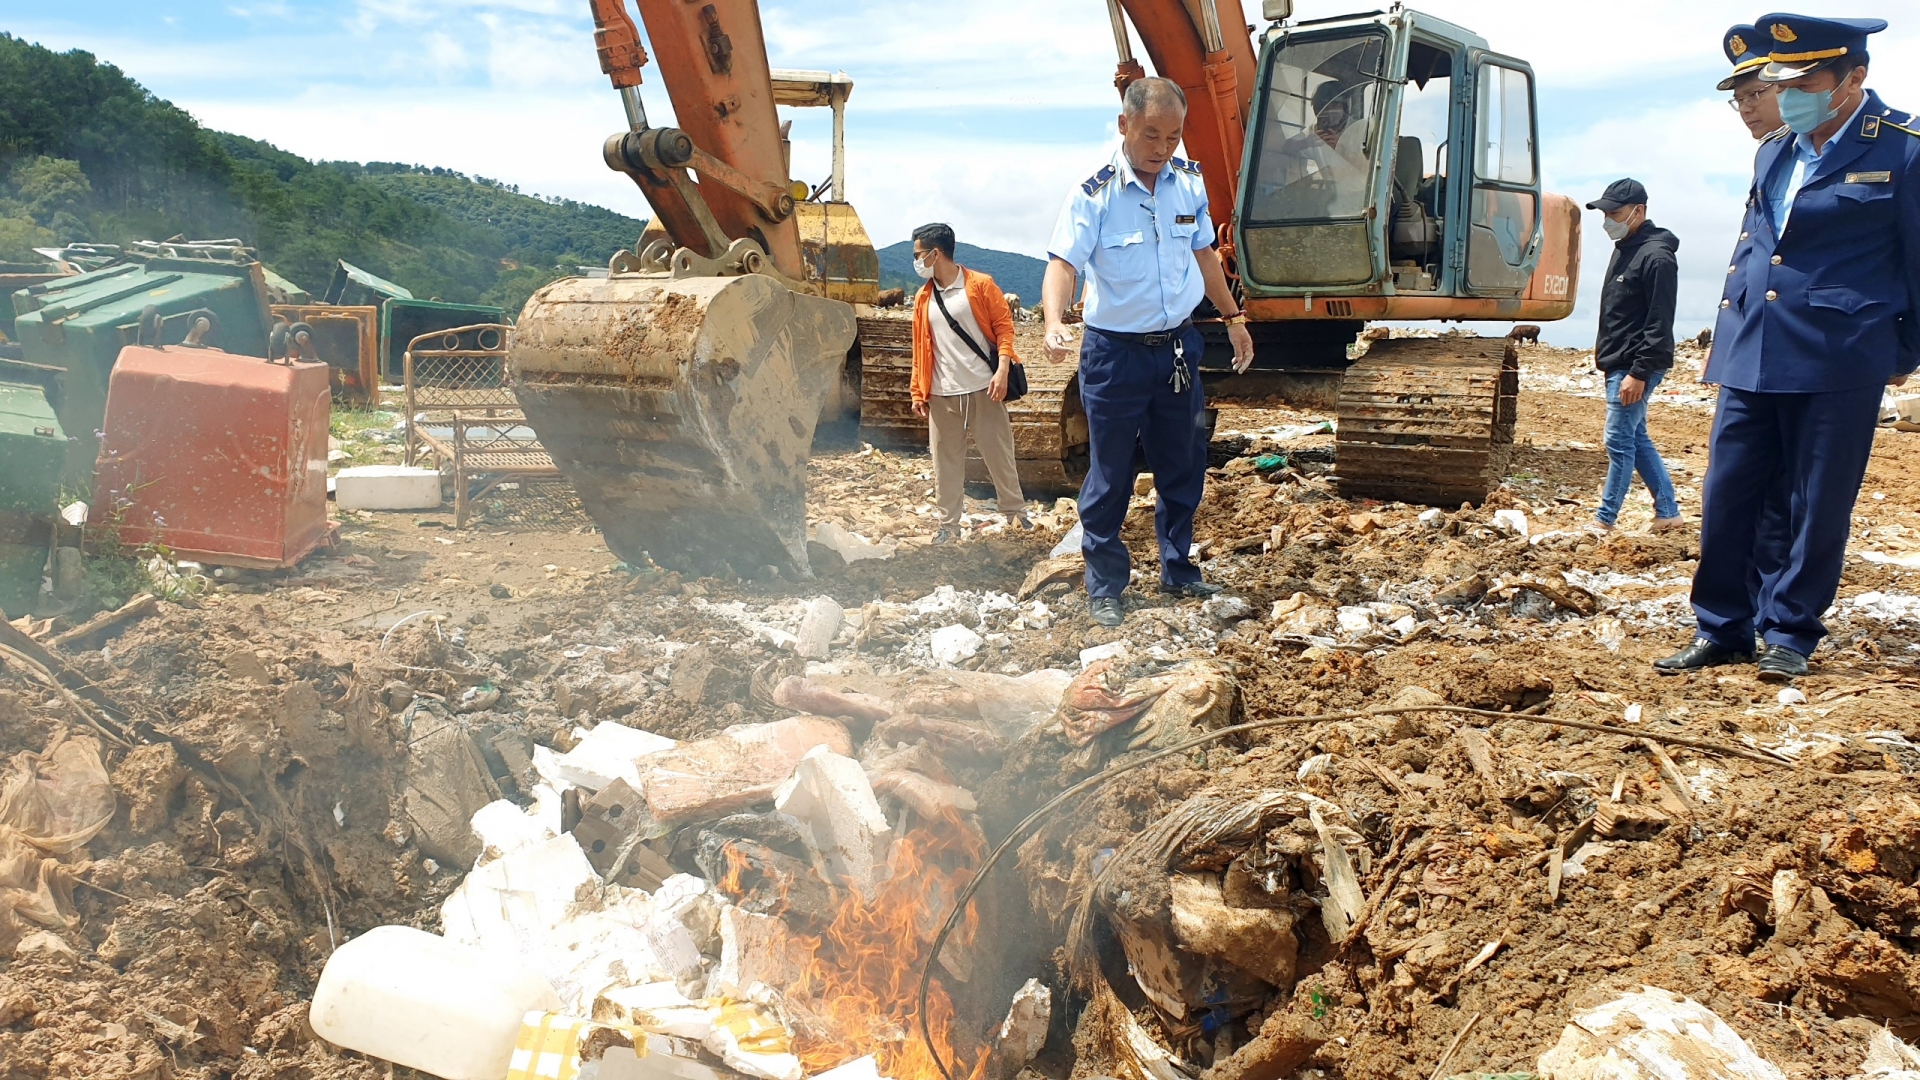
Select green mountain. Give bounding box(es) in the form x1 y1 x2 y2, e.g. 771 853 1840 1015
877 240 1048 303
0 33 644 318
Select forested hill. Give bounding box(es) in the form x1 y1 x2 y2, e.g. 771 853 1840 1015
877 240 1048 303
0 33 644 313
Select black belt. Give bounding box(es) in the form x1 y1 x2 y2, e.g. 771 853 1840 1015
1088 320 1193 347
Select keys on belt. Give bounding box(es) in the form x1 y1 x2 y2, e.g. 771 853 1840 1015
1170 339 1191 393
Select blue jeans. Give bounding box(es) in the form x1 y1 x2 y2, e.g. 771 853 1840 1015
1597 369 1680 526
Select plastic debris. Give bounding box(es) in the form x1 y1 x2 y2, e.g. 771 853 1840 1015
1536 985 1787 1080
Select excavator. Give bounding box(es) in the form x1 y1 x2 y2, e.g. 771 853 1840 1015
510 0 1580 578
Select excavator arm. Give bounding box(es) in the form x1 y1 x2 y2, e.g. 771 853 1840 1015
587 0 803 279
1106 0 1259 250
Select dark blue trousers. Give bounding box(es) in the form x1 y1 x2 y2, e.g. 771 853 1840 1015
1694 384 1882 657
1747 478 1791 640
1076 325 1208 599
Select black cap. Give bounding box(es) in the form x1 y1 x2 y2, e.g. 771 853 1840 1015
1587 178 1648 211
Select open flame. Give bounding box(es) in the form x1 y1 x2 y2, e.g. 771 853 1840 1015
784 814 986 1080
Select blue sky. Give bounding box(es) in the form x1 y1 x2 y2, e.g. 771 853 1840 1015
10 0 1920 345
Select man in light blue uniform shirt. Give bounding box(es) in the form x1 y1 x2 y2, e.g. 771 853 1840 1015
1042 76 1254 628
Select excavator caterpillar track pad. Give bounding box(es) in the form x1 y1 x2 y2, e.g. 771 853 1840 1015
1334 336 1519 507
510 273 855 579
853 315 1089 497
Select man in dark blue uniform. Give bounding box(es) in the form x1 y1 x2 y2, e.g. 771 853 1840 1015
1041 77 1254 628
1718 24 1794 653
1657 13 1919 681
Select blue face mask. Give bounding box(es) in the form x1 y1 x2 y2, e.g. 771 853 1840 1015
1777 85 1839 133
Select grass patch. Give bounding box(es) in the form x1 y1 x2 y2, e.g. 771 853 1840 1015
330 407 403 467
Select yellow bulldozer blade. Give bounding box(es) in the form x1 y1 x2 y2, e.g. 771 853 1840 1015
510 273 856 578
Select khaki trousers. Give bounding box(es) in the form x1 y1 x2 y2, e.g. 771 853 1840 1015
927 389 1024 522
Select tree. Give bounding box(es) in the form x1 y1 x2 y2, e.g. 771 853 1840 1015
10 156 91 224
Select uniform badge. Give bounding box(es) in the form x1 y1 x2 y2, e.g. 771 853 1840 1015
1770 22 1797 42
1845 171 1892 184
1081 165 1116 196
1729 34 1749 57
1175 214 1196 225
1863 115 1880 138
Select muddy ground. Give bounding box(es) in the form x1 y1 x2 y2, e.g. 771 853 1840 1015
1 338 1917 1079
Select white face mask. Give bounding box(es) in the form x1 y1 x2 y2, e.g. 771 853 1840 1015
913 254 936 279
1601 216 1632 241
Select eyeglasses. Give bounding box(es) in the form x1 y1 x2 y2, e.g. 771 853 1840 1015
1727 86 1776 110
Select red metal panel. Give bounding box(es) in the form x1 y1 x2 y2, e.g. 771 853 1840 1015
94 346 333 569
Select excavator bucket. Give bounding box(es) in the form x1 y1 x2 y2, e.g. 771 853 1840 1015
510 273 856 578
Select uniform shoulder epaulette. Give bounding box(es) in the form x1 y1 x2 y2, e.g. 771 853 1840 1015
1081 165 1116 196
1170 156 1203 175
1884 118 1920 138
1761 125 1790 144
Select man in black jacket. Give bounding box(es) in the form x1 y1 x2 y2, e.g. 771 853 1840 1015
1587 178 1683 532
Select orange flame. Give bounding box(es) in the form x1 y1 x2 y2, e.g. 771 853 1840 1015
786 814 987 1080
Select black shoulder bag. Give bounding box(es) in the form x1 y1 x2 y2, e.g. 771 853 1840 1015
929 277 1027 403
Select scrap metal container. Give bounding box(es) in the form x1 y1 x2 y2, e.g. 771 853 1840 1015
0 381 65 617
11 255 273 482
0 381 65 518
271 303 380 406
381 299 507 382
93 345 332 569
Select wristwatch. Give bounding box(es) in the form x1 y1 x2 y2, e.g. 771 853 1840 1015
1221 311 1251 326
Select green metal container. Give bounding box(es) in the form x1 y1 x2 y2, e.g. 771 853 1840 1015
380 298 508 381
0 380 65 619
10 254 273 483
0 381 65 517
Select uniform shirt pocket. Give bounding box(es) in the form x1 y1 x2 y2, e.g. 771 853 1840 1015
1169 221 1201 248
1804 284 1882 314
1833 182 1894 204
1096 230 1151 281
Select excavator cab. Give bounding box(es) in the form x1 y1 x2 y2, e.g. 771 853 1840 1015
1232 9 1576 335
1214 9 1581 506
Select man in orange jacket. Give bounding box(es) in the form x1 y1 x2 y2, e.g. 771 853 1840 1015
910 223 1029 541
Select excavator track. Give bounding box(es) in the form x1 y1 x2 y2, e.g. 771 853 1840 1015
854 315 1088 497
1333 336 1519 507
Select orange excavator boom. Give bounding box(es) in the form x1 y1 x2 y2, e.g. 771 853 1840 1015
587 0 805 280
1109 0 1259 244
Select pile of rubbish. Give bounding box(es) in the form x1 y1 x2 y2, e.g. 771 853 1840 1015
316 661 1112 1080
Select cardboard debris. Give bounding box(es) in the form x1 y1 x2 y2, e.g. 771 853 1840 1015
638 716 851 825
713 907 808 1000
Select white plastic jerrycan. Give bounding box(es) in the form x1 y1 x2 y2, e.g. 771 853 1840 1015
310 925 562 1080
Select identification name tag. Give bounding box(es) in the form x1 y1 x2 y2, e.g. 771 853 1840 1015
1845 171 1892 184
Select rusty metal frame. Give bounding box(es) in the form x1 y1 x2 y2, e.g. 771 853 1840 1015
402 323 563 526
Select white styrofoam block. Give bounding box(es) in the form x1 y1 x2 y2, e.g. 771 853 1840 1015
335 465 442 510
773 745 892 895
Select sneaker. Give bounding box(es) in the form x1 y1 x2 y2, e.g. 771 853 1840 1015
1159 580 1224 598
1007 512 1035 531
1089 597 1124 627
932 528 955 545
